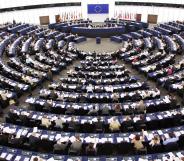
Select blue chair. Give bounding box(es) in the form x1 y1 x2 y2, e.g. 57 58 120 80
96 37 101 44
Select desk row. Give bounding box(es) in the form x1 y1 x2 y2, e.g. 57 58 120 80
59 76 138 85
25 95 175 115
0 123 183 144
0 145 184 161
48 82 148 93
38 89 161 103
7 106 184 132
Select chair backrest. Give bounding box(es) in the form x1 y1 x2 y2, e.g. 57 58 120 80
165 142 178 151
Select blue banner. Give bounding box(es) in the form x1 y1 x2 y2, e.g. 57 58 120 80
88 4 109 14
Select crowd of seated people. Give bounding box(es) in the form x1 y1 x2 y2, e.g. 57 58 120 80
0 23 79 113
118 28 184 98
0 21 184 160
0 53 176 157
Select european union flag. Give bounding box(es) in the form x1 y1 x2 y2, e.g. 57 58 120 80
88 4 109 14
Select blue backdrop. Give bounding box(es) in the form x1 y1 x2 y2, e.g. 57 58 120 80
88 4 109 14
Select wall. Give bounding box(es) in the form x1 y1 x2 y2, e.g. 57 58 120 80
114 5 184 23
0 0 184 24
0 6 82 24
0 0 81 8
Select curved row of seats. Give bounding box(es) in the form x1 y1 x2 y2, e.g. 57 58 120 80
0 23 78 109
118 26 184 97
6 106 184 133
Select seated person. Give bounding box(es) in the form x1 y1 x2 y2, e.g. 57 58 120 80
28 132 40 148
149 135 161 147
131 130 145 151
65 106 75 115
68 116 77 130
136 100 146 113
54 116 64 129
86 84 94 93
41 115 51 128
123 116 133 126
94 117 104 131
69 135 82 154
101 105 110 115
54 138 69 152
114 103 122 114
44 100 52 111
109 117 121 132
88 106 98 115
111 93 119 102
85 143 96 155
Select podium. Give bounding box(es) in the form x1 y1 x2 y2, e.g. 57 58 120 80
96 37 101 44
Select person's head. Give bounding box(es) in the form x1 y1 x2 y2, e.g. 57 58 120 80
88 143 94 149
135 135 140 141
43 115 47 118
153 135 159 141
113 117 117 121
140 100 144 104
140 114 145 120
125 116 131 121
168 132 175 138
71 116 75 121
33 157 39 161
75 135 81 141
115 103 121 109
97 117 101 122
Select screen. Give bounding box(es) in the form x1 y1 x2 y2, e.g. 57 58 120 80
88 4 109 14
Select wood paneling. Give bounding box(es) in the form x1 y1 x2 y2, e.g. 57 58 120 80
136 14 142 22
147 14 158 24
39 16 50 25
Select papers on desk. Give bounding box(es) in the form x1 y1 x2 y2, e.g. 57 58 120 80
164 134 169 139
84 136 98 143
163 96 170 103
0 152 7 159
174 131 181 137
147 133 154 140
47 157 55 161
92 118 98 122
117 137 124 143
41 134 49 139
129 134 135 140
157 115 163 119
107 118 113 124
146 117 151 121
157 130 163 135
15 156 21 161
33 126 38 132
133 117 140 122
81 119 91 124
99 138 113 143
25 97 35 104
32 114 37 119
180 130 184 135
3 127 16 134
22 129 28 136
0 153 13 161
69 136 76 142
138 159 148 161
176 152 184 158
